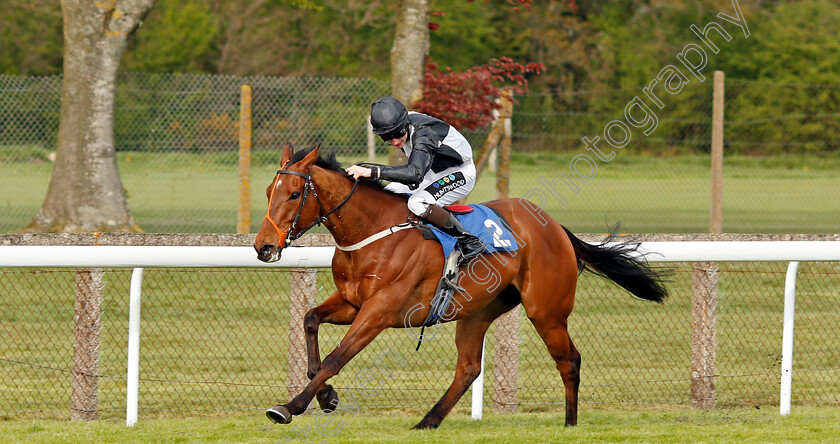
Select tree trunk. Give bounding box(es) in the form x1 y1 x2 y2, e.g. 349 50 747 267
388 0 428 165
26 0 156 233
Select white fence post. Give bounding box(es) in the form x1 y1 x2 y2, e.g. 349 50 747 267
126 268 144 427
780 261 800 416
471 337 486 420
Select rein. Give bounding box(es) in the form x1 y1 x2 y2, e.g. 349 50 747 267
263 167 360 249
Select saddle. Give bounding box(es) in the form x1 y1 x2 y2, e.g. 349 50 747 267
443 204 474 214
418 204 518 257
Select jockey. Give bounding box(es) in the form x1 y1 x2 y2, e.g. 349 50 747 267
345 96 485 265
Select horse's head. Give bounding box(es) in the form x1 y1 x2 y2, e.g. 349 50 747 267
255 143 322 262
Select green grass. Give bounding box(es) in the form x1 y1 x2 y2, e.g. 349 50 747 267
1 147 839 233
2 408 840 443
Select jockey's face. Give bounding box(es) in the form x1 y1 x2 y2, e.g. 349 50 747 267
388 132 408 148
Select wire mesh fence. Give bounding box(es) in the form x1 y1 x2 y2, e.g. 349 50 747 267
2 262 838 420
0 72 838 234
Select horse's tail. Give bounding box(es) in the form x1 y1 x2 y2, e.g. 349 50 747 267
562 224 668 303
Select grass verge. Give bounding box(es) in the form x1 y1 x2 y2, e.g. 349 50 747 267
2 407 840 443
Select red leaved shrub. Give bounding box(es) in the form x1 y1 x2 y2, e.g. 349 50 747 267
414 57 543 130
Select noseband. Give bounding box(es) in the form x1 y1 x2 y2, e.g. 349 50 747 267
263 167 359 249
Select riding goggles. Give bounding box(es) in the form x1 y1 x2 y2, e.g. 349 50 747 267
379 127 406 142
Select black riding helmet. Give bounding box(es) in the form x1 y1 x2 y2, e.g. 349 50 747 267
370 97 408 140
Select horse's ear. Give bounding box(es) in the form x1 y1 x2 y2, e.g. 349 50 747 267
300 145 320 168
280 142 293 166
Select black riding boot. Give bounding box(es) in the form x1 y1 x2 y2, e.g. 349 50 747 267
423 204 485 265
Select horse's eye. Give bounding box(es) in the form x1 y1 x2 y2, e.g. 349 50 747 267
290 192 301 200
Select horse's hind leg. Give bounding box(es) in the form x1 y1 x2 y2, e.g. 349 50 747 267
529 316 581 427
413 289 520 430
411 317 489 430
519 232 582 426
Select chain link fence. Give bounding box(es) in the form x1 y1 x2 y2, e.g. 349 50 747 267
1 72 838 234
2 260 838 420
0 72 391 233
509 79 840 234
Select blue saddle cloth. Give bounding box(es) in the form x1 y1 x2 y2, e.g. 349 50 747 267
429 204 519 258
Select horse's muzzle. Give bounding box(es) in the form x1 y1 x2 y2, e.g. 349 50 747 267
256 243 281 263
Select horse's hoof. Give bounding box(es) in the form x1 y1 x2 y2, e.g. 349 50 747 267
317 385 339 412
266 405 292 424
411 421 440 430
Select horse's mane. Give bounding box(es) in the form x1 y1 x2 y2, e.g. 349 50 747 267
287 145 396 194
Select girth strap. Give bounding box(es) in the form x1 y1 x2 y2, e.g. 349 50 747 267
335 222 416 252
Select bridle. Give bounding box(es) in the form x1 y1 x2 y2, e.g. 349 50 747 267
263 165 360 249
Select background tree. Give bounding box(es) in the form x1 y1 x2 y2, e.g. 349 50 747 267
0 1 63 75
26 0 157 233
211 0 324 75
386 0 545 164
121 0 218 73
388 0 430 164
5 0 839 164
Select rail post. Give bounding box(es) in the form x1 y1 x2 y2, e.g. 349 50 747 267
492 308 519 413
491 89 519 413
288 269 318 400
690 73 724 409
710 71 724 232
495 89 513 200
71 268 104 421
780 261 800 415
126 268 144 426
471 337 486 420
690 262 718 409
238 84 252 234
367 116 376 162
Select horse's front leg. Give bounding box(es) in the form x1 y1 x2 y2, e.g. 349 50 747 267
267 306 392 424
303 292 358 411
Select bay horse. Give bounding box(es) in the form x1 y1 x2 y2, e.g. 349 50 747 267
254 143 667 429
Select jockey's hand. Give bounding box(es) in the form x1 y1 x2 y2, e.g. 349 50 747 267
345 165 373 180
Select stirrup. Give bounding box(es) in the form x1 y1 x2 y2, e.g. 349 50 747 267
456 236 485 266
416 248 462 351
